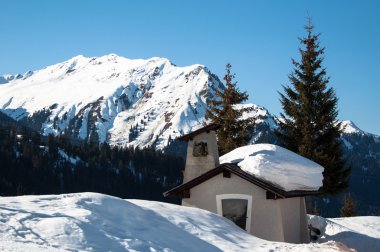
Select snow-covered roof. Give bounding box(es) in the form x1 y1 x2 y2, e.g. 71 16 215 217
220 144 324 191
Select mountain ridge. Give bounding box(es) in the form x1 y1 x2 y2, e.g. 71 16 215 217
1 54 379 147
0 54 222 149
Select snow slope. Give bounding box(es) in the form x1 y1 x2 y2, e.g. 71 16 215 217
309 215 380 252
340 121 363 135
0 193 354 252
220 144 324 191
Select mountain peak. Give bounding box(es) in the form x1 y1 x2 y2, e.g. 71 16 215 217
70 54 87 60
147 56 175 66
0 54 222 148
341 120 363 134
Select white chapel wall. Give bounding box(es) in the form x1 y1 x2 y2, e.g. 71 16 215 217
182 173 286 242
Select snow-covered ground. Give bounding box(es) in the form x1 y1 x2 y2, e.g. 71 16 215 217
309 215 380 252
0 193 371 252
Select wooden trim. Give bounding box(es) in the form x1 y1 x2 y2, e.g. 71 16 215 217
223 170 231 178
163 166 223 197
182 189 190 198
266 191 280 200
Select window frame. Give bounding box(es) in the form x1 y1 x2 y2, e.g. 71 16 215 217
216 194 252 233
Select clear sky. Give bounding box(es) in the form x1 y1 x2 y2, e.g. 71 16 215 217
1 0 379 135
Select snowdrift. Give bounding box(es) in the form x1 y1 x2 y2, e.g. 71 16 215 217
0 193 374 251
309 215 380 252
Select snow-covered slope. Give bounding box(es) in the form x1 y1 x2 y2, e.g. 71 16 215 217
0 74 25 84
0 54 222 148
340 120 364 135
0 193 356 251
309 215 380 252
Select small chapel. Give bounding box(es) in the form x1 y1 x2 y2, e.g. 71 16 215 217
164 123 324 243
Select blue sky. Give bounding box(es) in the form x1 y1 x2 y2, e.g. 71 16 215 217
1 0 379 135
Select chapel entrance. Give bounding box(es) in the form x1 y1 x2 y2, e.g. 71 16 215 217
216 194 252 232
221 198 248 230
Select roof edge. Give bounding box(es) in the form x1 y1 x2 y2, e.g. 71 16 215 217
178 123 220 141
163 163 322 198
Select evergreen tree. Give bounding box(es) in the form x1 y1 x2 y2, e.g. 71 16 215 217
206 63 254 155
277 20 350 195
340 193 356 217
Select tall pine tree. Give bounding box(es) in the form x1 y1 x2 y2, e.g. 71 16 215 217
206 63 254 155
277 20 350 195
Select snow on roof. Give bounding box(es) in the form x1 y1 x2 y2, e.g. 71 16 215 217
220 144 324 191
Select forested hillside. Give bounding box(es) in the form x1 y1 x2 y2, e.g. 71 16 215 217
0 112 184 202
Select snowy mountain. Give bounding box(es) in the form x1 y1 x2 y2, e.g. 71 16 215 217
1 54 378 151
1 192 374 251
1 54 379 215
0 54 222 149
